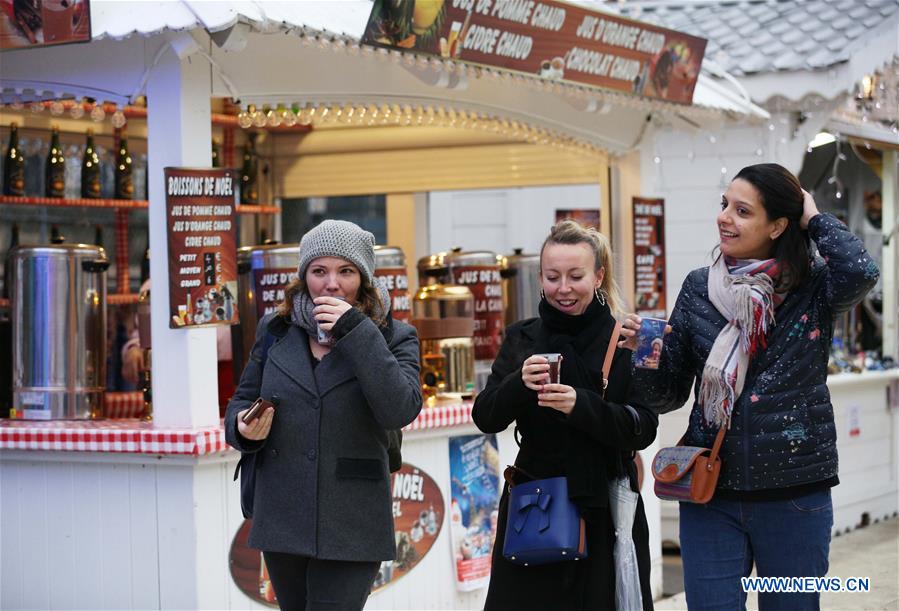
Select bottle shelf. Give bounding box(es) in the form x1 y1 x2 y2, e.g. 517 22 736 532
1 196 280 214
107 293 140 305
0 293 140 308
235 204 280 215
0 195 148 209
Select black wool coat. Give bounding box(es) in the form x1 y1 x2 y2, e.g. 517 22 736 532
473 307 658 611
225 311 422 561
633 213 880 493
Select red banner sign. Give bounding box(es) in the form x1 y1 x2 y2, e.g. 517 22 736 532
375 266 412 323
362 0 706 104
1 0 91 50
632 197 666 318
253 268 297 321
165 167 239 329
451 265 504 360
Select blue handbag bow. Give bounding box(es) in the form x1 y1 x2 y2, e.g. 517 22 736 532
512 491 553 533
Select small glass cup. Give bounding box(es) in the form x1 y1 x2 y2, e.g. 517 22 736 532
535 353 562 384
316 295 345 345
634 317 667 370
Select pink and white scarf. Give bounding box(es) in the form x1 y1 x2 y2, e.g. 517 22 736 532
699 256 786 427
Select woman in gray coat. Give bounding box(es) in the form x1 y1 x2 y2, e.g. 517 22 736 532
225 220 422 611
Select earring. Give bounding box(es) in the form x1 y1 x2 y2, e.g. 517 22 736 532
595 288 606 306
540 289 546 300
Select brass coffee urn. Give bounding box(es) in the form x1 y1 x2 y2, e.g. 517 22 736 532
411 284 476 399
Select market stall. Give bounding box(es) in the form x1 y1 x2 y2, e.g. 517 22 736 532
1 2 769 608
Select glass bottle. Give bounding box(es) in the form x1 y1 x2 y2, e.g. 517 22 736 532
211 138 221 168
2 223 19 299
81 129 101 199
45 125 66 198
3 123 25 196
114 135 133 200
240 133 259 205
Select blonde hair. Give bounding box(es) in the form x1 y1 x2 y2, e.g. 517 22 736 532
540 219 624 317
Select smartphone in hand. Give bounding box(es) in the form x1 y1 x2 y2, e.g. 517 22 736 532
242 397 275 424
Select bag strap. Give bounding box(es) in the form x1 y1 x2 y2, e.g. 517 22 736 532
707 422 728 467
601 320 622 397
503 464 538 489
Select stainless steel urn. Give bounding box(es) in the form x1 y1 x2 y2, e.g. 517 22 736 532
11 244 109 419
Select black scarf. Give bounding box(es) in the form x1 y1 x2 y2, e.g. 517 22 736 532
535 296 625 509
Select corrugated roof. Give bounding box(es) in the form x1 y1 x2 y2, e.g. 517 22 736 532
598 0 899 75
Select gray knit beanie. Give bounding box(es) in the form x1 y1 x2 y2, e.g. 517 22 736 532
297 220 376 284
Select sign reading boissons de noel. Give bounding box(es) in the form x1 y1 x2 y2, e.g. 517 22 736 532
362 0 706 104
165 168 239 329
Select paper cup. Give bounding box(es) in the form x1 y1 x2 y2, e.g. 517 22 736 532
634 317 667 370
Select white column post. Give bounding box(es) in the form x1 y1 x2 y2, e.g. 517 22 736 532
146 42 218 428
882 149 897 360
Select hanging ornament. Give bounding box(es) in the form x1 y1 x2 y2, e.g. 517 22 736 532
111 109 127 129
90 104 106 122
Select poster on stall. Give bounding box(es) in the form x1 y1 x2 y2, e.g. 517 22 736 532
229 462 445 605
0 0 91 50
372 463 445 592
362 0 706 104
556 208 600 230
632 197 666 318
253 268 297 320
448 433 502 592
165 167 239 329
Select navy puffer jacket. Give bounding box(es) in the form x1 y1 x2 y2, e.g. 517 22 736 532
634 213 879 491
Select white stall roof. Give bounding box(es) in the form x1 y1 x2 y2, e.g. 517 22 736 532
79 0 766 118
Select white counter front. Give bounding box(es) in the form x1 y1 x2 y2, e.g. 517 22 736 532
0 402 528 610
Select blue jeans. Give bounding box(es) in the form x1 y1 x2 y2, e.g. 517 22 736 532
679 490 833 611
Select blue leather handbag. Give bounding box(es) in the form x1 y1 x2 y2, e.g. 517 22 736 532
501 467 587 566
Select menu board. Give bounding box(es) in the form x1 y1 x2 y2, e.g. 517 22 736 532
0 0 91 50
362 0 706 104
632 197 666 318
165 168 239 329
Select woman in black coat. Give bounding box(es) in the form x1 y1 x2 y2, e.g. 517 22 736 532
621 164 879 611
473 219 658 610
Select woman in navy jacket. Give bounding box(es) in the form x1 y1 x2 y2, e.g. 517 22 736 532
622 164 879 611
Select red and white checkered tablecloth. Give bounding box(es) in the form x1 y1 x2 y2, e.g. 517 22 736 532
403 402 474 431
0 419 228 455
0 402 475 454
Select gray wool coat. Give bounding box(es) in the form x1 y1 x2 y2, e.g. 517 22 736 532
225 311 422 562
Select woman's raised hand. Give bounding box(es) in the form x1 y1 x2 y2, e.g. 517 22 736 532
618 313 672 350
313 296 354 331
800 189 820 230
522 354 550 391
618 313 642 350
237 406 274 441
